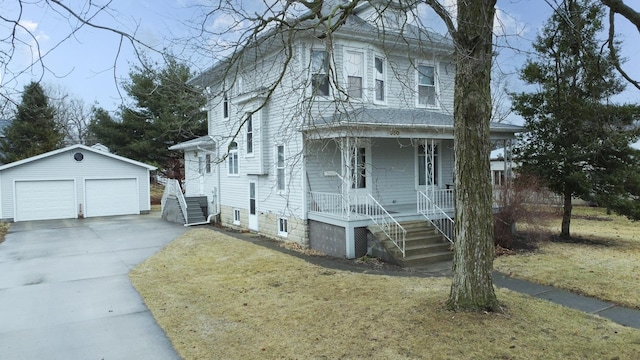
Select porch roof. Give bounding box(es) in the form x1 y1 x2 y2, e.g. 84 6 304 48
168 135 216 151
302 108 525 137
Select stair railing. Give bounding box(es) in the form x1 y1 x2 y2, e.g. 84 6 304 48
162 179 188 224
417 191 454 243
365 194 407 257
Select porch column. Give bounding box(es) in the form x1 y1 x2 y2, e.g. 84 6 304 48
504 139 513 186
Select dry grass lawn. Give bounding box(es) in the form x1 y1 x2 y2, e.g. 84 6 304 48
495 206 640 309
0 222 9 244
130 228 640 359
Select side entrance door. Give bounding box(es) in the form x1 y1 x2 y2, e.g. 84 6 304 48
248 182 258 231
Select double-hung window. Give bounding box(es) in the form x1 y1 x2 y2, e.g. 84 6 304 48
228 142 238 175
246 115 253 155
374 56 385 102
417 65 437 107
276 145 285 191
311 50 330 96
344 51 363 99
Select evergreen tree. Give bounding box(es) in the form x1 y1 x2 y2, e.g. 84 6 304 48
512 0 640 238
89 57 207 175
0 82 64 163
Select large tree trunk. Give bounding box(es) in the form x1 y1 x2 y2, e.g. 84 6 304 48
561 191 573 239
446 0 500 312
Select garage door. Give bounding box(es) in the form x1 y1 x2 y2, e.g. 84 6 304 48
15 180 76 221
85 178 139 217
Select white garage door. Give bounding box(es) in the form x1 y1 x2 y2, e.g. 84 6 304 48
15 180 76 221
85 178 139 217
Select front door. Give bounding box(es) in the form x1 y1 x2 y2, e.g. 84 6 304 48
417 140 440 193
248 182 258 231
343 140 371 211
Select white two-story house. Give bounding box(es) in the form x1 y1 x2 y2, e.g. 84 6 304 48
163 0 522 266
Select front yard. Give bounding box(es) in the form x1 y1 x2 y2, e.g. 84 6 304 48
495 206 640 309
130 228 640 359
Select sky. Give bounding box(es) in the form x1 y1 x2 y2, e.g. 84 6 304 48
1 0 639 122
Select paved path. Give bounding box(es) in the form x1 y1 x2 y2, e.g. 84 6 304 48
0 213 189 360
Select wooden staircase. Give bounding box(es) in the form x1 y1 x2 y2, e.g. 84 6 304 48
368 220 453 267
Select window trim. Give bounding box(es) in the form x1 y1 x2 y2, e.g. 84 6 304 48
228 141 239 176
246 115 254 156
374 55 386 104
416 63 439 108
344 49 364 100
223 92 229 119
205 154 212 174
276 145 285 191
233 208 241 225
311 49 330 97
278 217 288 237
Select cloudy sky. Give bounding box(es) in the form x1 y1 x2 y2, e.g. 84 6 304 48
1 0 639 120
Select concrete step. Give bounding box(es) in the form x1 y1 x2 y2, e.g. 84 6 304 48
397 251 453 267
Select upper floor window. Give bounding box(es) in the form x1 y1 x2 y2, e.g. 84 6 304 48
228 142 238 175
344 50 363 99
417 65 437 107
374 56 385 102
246 115 253 154
311 50 330 96
223 93 229 119
276 145 285 191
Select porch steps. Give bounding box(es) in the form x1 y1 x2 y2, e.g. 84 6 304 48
185 196 207 224
368 220 452 267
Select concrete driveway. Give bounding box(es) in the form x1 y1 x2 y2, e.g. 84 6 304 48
0 213 189 360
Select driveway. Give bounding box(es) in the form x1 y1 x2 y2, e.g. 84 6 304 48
0 213 189 360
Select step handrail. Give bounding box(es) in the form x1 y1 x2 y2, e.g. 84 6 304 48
162 179 188 224
366 194 407 257
417 191 454 243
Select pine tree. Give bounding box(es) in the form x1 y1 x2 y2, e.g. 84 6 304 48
512 0 640 238
0 82 64 163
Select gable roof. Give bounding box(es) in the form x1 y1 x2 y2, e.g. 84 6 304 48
0 144 157 171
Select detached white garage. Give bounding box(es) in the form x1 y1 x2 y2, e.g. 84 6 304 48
0 144 156 222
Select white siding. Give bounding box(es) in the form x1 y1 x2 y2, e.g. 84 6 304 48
0 148 151 221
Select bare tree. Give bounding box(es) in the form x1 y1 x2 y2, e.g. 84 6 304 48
45 85 93 145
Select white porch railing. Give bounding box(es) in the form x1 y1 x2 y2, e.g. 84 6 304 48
365 194 407 257
417 190 455 243
161 179 188 224
308 191 407 257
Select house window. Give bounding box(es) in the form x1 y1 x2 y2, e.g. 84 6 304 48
228 142 238 175
278 217 288 237
351 147 366 189
223 93 229 119
276 145 285 191
311 50 330 96
418 143 438 186
198 155 204 175
233 209 240 225
205 154 212 174
374 56 385 102
246 115 253 154
493 170 505 186
345 51 363 99
417 65 436 107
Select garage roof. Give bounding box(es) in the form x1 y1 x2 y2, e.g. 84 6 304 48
0 144 157 171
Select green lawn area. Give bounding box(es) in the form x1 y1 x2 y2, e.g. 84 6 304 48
495 206 640 309
130 228 640 359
